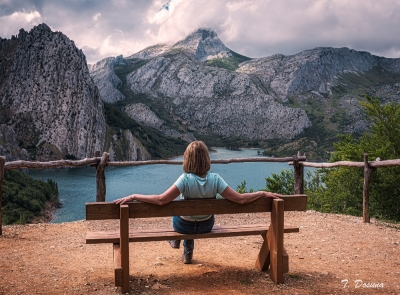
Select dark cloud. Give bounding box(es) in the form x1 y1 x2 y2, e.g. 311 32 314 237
1 0 400 63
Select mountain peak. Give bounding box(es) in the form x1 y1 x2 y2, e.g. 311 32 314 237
187 28 218 40
172 28 231 61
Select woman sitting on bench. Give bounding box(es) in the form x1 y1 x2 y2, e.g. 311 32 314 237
114 141 281 264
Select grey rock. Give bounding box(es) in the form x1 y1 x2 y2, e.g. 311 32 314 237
88 55 126 103
126 53 311 140
0 23 106 160
124 103 164 129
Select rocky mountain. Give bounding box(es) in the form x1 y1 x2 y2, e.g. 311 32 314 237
87 55 126 104
0 24 188 161
91 29 312 142
0 24 106 161
89 29 400 158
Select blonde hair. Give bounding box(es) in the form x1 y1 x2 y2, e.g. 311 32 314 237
183 141 211 175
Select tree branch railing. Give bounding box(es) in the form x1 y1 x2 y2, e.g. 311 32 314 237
296 154 400 223
2 151 400 235
0 153 306 235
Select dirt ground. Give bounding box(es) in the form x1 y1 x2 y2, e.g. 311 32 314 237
0 210 399 295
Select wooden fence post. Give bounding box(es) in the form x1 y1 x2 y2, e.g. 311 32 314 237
363 153 375 223
0 156 5 235
293 152 304 194
96 152 109 202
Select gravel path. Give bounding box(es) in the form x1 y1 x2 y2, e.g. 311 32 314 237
0 211 399 294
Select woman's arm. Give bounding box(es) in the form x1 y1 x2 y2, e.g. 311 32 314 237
114 185 180 206
220 186 281 204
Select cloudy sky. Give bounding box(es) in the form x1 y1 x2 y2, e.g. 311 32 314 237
1 0 400 64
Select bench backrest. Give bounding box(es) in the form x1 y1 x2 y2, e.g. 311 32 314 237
86 194 307 220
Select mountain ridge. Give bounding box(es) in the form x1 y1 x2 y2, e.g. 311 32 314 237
0 23 188 161
0 23 106 161
89 28 400 158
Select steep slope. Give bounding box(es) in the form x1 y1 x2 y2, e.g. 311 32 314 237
89 28 400 159
236 47 392 101
87 55 126 103
126 52 310 140
0 24 106 161
91 29 311 142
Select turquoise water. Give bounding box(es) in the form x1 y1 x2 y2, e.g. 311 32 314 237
28 148 301 223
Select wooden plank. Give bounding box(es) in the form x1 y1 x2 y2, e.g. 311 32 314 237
120 205 130 294
255 232 270 271
85 195 307 220
113 244 122 287
86 224 299 244
282 247 289 273
269 199 284 284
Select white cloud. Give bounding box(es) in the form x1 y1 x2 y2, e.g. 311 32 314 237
1 0 400 63
93 13 101 21
0 10 44 37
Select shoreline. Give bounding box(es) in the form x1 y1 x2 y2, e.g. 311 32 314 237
30 199 61 224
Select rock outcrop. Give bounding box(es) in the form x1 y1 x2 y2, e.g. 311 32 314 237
126 53 311 140
0 24 106 161
91 29 312 141
236 47 386 102
90 29 400 147
87 55 126 103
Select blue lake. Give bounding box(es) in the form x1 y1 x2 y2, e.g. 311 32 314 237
28 148 308 223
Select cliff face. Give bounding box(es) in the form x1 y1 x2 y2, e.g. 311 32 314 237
87 55 126 103
236 48 383 102
91 29 312 141
89 29 400 156
0 24 106 161
126 53 310 140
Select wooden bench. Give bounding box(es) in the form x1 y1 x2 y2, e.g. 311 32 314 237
86 194 307 293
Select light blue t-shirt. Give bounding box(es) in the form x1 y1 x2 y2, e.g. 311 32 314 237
174 172 229 221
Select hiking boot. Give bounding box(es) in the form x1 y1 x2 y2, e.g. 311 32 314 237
168 240 180 249
182 252 193 264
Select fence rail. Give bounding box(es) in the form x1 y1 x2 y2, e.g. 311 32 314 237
1 152 400 235
298 158 400 168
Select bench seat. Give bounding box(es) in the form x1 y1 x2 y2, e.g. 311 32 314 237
85 195 307 293
86 224 300 244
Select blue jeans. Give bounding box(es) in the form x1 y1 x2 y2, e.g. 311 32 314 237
172 215 214 254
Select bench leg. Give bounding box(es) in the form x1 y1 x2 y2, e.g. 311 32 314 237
282 247 289 274
269 199 284 284
113 244 123 287
255 232 289 274
255 231 270 271
120 205 130 294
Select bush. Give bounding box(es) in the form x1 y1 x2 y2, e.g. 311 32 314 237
2 170 59 225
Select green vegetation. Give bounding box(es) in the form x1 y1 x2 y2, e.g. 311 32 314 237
107 57 189 159
104 103 187 159
238 96 400 222
331 66 400 99
205 51 251 71
2 170 59 225
274 66 400 160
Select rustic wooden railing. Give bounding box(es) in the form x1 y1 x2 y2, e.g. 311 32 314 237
0 152 306 235
296 154 400 223
2 151 399 234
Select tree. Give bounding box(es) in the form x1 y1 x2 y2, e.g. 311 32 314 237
261 96 400 221
321 96 400 220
